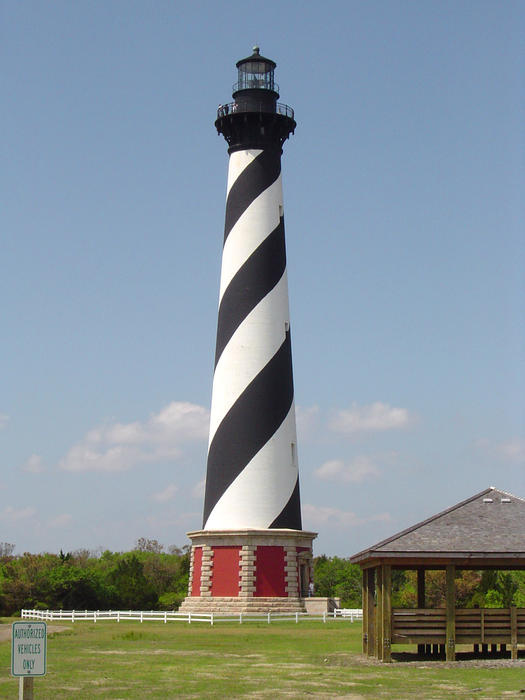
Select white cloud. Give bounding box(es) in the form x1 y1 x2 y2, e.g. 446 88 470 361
0 413 9 430
476 437 525 465
192 479 205 498
303 503 391 528
315 456 380 483
330 402 413 434
152 483 179 502
1 506 37 522
59 401 209 472
60 444 148 473
296 405 320 439
496 439 525 464
21 454 45 474
48 513 72 528
84 402 209 446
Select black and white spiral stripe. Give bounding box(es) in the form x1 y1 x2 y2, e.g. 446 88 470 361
203 147 302 530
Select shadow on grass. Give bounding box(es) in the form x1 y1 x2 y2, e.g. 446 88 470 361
392 649 525 664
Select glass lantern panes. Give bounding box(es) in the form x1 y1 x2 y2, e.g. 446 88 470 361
236 59 275 91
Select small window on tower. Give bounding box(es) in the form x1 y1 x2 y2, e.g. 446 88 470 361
291 442 296 465
279 205 283 218
284 321 290 332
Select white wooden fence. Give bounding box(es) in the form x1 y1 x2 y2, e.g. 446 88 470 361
333 608 363 622
21 608 362 626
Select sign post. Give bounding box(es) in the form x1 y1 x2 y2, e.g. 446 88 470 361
11 621 47 699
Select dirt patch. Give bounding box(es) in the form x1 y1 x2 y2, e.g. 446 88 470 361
0 623 71 643
323 651 525 670
391 652 525 668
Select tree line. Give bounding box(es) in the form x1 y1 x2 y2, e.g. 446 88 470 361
0 539 190 616
1 542 524 615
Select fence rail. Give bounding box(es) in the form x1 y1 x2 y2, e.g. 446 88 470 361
21 608 363 626
392 607 525 646
333 608 363 622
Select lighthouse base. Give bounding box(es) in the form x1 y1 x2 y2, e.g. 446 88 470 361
179 528 317 614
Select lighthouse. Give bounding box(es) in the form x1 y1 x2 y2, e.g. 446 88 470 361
181 48 316 613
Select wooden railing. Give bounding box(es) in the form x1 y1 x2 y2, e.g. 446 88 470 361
392 607 525 646
392 608 446 644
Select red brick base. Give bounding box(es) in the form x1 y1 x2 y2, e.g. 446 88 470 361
179 528 317 613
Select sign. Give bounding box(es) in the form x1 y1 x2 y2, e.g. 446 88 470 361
11 622 47 676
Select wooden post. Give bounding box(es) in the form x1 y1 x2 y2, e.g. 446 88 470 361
19 677 34 700
417 567 425 607
375 566 383 660
510 606 518 660
366 568 376 657
417 567 425 654
445 564 455 661
362 569 368 654
382 564 392 663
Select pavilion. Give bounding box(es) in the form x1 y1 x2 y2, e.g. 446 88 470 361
350 487 525 661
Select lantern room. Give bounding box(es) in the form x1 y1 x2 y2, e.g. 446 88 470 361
233 46 279 95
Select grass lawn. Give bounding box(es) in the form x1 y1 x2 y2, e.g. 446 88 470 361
1 618 524 698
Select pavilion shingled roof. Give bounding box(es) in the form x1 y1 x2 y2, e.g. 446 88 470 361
350 487 525 564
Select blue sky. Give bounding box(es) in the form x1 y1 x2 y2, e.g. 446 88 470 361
2 0 524 556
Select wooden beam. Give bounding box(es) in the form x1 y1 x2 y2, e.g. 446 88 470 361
19 677 34 700
417 567 425 655
417 567 425 607
351 554 525 569
375 566 383 660
362 568 368 655
366 568 376 657
511 606 518 660
382 564 392 663
445 564 455 661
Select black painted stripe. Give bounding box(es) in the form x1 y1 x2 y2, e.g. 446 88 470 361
224 148 281 244
270 478 302 529
203 332 294 527
215 218 286 368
